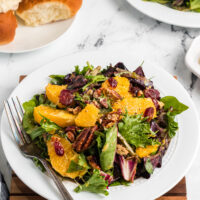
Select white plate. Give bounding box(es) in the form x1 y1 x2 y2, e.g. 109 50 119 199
1 51 200 200
0 17 74 54
127 0 200 28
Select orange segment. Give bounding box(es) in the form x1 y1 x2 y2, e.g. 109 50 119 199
101 76 132 98
75 104 99 127
112 97 156 118
34 105 76 127
136 145 159 158
46 83 67 108
47 135 87 178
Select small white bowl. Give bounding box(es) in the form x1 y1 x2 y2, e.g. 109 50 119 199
185 35 200 79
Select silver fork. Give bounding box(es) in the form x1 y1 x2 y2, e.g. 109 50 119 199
4 97 73 200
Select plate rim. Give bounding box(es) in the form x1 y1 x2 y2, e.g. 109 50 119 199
0 16 76 54
126 0 200 28
1 52 200 200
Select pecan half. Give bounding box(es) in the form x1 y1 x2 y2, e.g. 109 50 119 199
72 126 97 152
67 106 82 115
102 110 122 128
103 88 122 100
66 131 75 142
92 100 101 109
87 155 101 170
93 88 103 98
86 89 94 96
99 98 108 108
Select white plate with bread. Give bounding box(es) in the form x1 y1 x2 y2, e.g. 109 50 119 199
0 0 82 53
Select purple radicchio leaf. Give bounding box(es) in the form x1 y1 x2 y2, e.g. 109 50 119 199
118 156 137 182
100 171 114 185
150 121 166 138
114 62 128 71
134 66 145 77
67 75 88 89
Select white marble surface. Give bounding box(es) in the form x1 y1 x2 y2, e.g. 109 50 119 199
0 0 200 199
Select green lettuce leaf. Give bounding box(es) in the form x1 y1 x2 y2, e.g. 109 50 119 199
29 127 45 141
75 62 94 75
74 170 109 196
78 153 90 170
67 153 90 173
83 75 107 90
109 179 130 186
23 96 40 134
166 110 179 138
145 158 154 174
118 113 160 147
100 125 118 171
160 96 188 115
143 0 170 4
160 96 188 138
49 75 65 85
190 0 200 10
23 94 57 140
40 115 61 132
33 158 46 172
67 161 84 173
96 135 103 155
118 113 159 148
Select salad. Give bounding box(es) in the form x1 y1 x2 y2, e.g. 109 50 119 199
144 0 200 12
22 62 188 196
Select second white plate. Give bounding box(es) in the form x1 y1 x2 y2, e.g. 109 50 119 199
127 0 200 28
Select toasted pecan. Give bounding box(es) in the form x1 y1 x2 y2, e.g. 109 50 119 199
72 126 98 152
66 131 75 142
103 88 122 100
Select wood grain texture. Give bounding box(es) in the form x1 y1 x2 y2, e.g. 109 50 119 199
10 196 45 200
157 197 187 200
9 76 187 200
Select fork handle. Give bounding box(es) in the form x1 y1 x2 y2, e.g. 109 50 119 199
39 158 73 200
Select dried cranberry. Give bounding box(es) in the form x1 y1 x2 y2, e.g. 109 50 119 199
108 77 117 88
59 89 74 106
134 66 145 77
54 140 64 156
144 88 160 100
144 107 154 122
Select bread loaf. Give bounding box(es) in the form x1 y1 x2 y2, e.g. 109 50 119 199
16 0 82 26
0 11 17 45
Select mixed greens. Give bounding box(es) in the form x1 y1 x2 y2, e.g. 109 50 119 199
145 0 200 12
22 62 188 196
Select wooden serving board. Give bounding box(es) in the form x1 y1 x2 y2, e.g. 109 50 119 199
9 76 187 200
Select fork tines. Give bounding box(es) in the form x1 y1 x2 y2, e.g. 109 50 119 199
4 97 30 146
